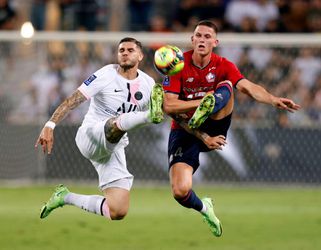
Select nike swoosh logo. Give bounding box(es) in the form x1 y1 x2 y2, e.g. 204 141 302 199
114 89 122 92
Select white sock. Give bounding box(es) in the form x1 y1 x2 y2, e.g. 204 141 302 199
200 202 207 214
64 193 110 219
116 111 150 131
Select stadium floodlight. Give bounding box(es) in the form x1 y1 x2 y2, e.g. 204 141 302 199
20 21 35 39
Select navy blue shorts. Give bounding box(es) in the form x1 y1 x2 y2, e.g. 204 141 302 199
168 113 232 172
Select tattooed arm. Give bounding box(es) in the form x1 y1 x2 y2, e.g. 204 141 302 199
173 114 227 150
50 90 87 124
35 90 87 154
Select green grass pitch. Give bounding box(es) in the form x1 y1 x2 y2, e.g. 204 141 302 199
1 185 321 250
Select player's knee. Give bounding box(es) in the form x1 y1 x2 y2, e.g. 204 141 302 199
216 80 233 92
111 213 127 220
110 208 128 220
104 117 125 143
171 183 190 199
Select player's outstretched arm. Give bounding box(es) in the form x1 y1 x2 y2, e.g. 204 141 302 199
236 79 301 112
35 90 87 154
172 114 227 150
163 92 201 115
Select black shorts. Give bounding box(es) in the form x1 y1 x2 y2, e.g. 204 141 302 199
168 113 232 172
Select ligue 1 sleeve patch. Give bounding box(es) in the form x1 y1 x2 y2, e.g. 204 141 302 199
84 74 97 86
163 76 170 86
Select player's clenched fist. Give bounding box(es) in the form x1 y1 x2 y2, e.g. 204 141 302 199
35 127 54 154
203 135 227 150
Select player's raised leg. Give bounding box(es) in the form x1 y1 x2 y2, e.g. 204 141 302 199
117 82 164 131
188 80 233 129
105 83 165 143
40 184 112 219
188 94 215 129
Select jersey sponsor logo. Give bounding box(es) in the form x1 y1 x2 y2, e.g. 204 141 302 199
84 74 97 86
196 92 206 98
183 86 213 93
206 72 215 83
117 102 138 113
163 76 170 86
114 88 123 92
187 92 206 99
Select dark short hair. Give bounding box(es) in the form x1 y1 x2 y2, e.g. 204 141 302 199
119 37 143 51
195 20 218 34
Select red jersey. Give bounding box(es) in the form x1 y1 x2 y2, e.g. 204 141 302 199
163 50 244 129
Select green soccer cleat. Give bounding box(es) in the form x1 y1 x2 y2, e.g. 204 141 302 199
40 184 69 219
149 83 164 124
201 197 223 237
188 94 215 129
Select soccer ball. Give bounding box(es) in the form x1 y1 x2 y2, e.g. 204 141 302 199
154 45 184 76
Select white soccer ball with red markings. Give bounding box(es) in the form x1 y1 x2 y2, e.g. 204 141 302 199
154 45 184 76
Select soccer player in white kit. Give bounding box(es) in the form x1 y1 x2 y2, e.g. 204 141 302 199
36 37 164 220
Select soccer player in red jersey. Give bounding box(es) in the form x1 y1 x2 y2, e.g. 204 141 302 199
162 20 301 237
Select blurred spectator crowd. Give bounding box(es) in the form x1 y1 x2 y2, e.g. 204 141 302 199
0 0 320 128
0 0 321 32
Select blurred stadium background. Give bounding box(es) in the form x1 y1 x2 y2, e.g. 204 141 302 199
0 32 321 184
1 31 321 184
1 0 321 184
0 1 321 250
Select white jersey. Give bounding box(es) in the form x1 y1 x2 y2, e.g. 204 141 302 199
78 64 155 126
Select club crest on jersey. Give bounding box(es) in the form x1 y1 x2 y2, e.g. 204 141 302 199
134 91 143 100
206 72 215 83
84 74 97 86
186 77 194 83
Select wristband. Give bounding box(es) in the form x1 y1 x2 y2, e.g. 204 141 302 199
44 121 56 129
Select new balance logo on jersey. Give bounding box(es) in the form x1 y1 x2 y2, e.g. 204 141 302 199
186 77 194 83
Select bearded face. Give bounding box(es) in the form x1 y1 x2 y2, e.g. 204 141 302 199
118 42 143 71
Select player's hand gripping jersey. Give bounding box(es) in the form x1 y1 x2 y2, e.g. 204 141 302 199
163 50 244 129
